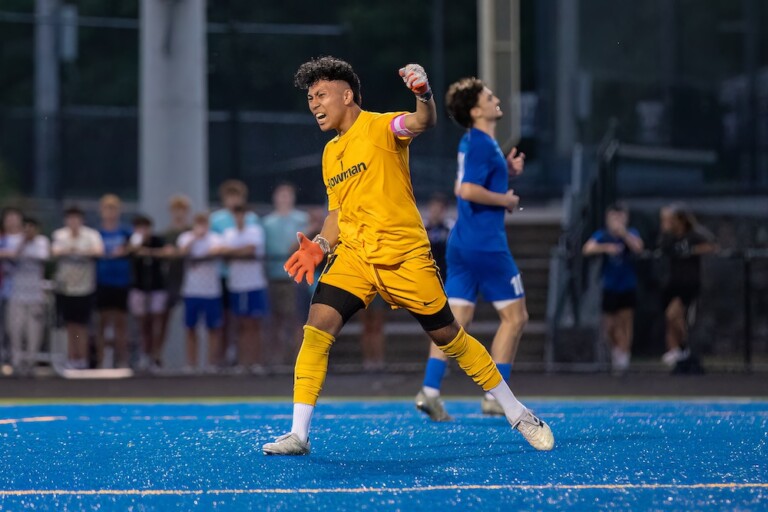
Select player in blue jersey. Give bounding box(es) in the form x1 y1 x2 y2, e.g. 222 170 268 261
416 77 528 421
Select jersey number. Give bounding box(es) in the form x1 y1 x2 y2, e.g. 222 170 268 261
511 274 524 296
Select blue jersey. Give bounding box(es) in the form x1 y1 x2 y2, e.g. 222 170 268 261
590 228 640 292
97 226 133 287
448 128 509 253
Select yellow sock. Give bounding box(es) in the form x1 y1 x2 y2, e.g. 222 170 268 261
293 325 335 406
438 327 502 391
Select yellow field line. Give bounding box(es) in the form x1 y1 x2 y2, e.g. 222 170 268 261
0 483 765 496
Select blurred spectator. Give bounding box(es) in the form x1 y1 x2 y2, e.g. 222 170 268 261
128 215 167 372
95 194 132 368
177 213 223 372
210 180 260 233
5 217 50 375
52 206 104 370
222 205 268 373
0 207 24 272
657 203 717 369
0 207 24 364
159 194 192 348
210 180 259 365
424 192 453 278
582 203 644 374
262 182 309 364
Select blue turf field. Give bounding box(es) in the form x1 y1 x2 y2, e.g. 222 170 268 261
0 399 765 511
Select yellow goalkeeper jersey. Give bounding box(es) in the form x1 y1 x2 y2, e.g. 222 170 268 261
322 110 431 265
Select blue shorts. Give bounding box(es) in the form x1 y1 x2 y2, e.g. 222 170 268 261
444 245 525 303
184 297 223 329
229 289 269 318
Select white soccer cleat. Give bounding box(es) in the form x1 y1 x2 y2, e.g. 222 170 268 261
611 348 631 376
661 348 687 367
262 433 310 456
481 396 505 416
511 409 555 451
415 390 453 422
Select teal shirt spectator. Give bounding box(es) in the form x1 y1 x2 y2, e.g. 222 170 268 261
209 208 260 278
209 208 260 235
263 210 310 281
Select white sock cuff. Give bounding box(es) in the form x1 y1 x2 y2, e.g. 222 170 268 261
291 403 315 443
488 381 526 424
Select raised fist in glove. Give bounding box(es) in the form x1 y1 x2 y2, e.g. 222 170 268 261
284 232 325 285
399 64 431 96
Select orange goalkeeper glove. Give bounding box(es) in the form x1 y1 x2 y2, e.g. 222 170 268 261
399 64 432 101
284 232 325 285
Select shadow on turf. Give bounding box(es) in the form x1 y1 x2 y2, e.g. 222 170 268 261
304 433 535 472
305 447 531 474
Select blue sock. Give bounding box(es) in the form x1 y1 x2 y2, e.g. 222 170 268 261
423 358 448 390
496 363 512 382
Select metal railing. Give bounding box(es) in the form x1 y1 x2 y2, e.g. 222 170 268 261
546 249 768 373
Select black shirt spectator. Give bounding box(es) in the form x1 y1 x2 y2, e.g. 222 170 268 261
132 233 166 291
658 228 714 292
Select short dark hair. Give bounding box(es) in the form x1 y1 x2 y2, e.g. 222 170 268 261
23 216 39 228
445 77 485 129
607 202 628 214
132 214 153 227
219 179 248 199
64 205 84 217
294 56 362 107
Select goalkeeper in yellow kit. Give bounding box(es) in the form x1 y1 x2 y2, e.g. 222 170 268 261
262 56 553 455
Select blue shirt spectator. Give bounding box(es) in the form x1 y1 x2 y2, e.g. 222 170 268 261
589 228 642 292
97 225 133 287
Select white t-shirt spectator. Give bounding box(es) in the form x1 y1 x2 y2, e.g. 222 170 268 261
9 235 50 304
223 225 267 293
177 231 223 299
52 226 104 296
1 233 24 299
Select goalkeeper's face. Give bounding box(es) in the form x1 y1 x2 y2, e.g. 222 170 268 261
307 80 355 132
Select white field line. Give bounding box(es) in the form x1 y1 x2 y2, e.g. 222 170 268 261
0 483 765 497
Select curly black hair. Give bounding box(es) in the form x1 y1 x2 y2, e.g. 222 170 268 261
445 77 485 128
294 56 362 107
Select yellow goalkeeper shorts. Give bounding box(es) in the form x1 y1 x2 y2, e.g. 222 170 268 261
318 242 447 316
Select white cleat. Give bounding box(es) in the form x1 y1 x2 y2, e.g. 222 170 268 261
661 348 687 368
262 433 310 456
481 396 505 416
511 409 555 451
415 390 453 422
